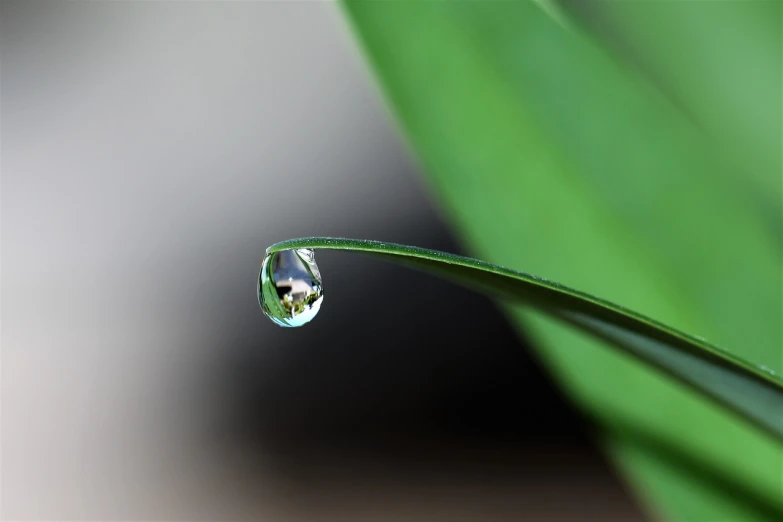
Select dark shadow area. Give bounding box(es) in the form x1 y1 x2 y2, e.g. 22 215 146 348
214 233 585 449
184 226 647 520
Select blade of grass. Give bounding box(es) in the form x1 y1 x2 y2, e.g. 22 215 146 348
267 237 783 442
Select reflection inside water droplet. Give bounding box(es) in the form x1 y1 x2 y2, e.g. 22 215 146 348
258 248 323 327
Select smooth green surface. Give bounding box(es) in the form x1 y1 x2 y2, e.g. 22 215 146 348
268 237 783 444
560 0 782 231
341 1 782 521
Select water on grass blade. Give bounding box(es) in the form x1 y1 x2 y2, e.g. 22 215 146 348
258 248 323 327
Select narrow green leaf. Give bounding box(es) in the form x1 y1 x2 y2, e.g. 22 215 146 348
267 237 783 442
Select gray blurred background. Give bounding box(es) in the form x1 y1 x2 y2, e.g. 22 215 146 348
1 1 643 520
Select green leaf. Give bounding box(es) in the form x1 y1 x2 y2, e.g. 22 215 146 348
560 0 782 228
341 1 782 520
268 236 783 444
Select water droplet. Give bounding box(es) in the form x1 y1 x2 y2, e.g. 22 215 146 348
258 248 323 327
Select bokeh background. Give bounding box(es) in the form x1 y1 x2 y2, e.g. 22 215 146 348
1 1 651 520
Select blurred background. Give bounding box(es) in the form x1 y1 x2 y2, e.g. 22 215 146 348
0 1 650 520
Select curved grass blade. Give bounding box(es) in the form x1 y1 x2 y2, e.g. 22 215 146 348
267 237 783 442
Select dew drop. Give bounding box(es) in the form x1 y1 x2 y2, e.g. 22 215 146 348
258 248 323 327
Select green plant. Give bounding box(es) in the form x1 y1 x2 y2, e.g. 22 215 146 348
276 2 781 521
